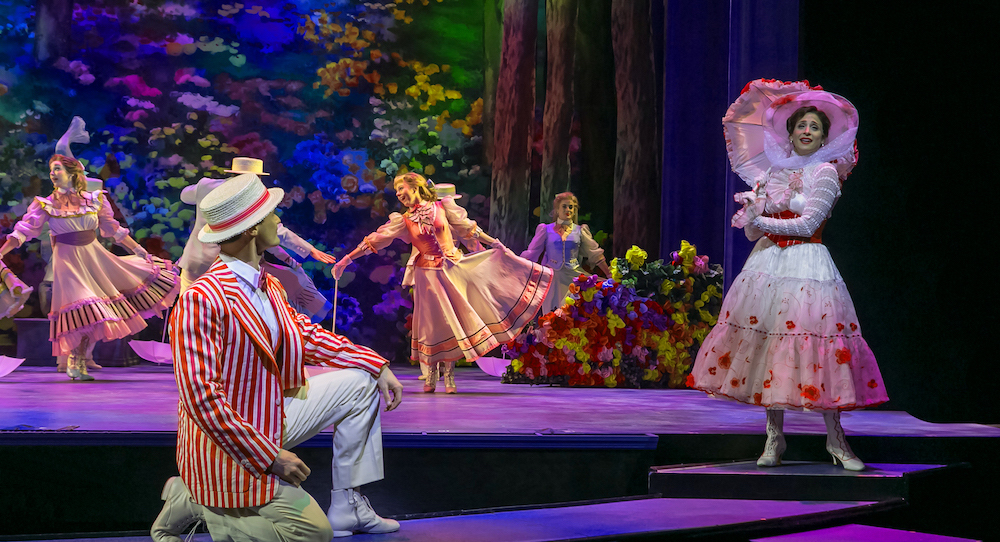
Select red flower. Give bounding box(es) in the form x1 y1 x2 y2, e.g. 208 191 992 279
868 379 879 389
749 316 758 325
753 393 763 405
708 367 717 375
730 378 740 388
717 352 732 370
763 379 771 388
835 348 852 365
786 320 796 330
685 374 695 388
850 323 858 332
800 385 820 401
836 323 845 332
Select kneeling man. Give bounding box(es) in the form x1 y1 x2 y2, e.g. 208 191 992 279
152 173 403 541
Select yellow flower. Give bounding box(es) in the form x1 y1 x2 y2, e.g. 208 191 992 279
582 288 596 302
512 359 523 371
625 245 647 270
610 258 622 280
660 280 674 295
604 375 618 388
679 240 697 270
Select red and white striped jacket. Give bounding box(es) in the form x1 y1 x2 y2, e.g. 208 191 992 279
170 259 387 508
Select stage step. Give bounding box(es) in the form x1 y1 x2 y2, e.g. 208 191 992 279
648 461 964 502
751 523 980 541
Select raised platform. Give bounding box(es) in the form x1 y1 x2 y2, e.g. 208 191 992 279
1 364 996 540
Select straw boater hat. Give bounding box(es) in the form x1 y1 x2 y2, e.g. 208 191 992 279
433 182 461 199
198 173 284 243
225 157 269 176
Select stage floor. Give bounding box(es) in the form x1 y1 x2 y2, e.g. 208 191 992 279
1 363 997 439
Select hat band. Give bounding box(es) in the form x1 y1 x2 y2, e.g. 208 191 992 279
207 190 271 232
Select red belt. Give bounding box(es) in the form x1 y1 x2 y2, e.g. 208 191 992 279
763 211 825 248
53 230 97 246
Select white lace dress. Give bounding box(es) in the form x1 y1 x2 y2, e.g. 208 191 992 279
690 161 888 411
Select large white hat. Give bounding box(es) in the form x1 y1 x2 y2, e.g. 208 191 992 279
198 173 284 243
224 157 269 176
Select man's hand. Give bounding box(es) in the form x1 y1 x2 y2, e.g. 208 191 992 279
309 248 337 265
376 366 403 412
267 449 311 487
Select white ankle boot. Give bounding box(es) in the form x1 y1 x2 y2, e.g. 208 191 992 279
328 488 400 537
823 411 865 471
757 409 787 467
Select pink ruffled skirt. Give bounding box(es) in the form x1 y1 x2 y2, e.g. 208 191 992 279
690 238 888 411
410 248 552 365
48 241 179 355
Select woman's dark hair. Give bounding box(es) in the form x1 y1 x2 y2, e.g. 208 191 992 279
786 106 831 138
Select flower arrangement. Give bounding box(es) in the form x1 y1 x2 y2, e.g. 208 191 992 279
502 241 723 388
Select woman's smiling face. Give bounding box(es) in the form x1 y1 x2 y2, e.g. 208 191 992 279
790 112 825 156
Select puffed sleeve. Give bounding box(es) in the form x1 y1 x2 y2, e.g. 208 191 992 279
752 163 840 237
359 212 410 254
578 224 606 265
520 223 548 262
9 198 51 245
440 197 481 240
95 191 130 242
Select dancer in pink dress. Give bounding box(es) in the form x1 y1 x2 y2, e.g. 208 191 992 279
0 155 179 381
334 172 552 393
690 82 887 470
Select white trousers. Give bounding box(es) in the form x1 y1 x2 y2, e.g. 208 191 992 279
201 368 383 542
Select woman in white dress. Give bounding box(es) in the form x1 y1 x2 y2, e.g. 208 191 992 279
690 84 888 470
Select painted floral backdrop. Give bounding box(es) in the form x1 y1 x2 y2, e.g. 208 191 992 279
0 0 489 361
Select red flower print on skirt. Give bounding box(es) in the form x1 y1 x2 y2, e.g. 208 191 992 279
718 352 732 370
753 393 763 405
836 323 845 332
868 379 879 389
749 316 758 325
730 378 741 388
850 323 858 331
800 385 820 401
708 366 717 375
835 348 852 365
786 320 796 330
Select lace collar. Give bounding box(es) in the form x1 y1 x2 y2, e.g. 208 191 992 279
37 189 103 217
408 200 437 236
764 127 857 173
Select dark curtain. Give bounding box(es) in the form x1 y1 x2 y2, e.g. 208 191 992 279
659 0 798 290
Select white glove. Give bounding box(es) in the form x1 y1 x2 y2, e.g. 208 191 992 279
132 244 155 263
333 256 352 280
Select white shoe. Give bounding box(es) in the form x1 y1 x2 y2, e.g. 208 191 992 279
823 411 865 471
150 477 204 542
328 488 400 537
757 409 786 467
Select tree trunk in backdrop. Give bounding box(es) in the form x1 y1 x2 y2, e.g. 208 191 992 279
611 0 660 258
539 0 579 222
35 0 73 63
483 0 504 168
490 0 539 253
574 0 616 237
